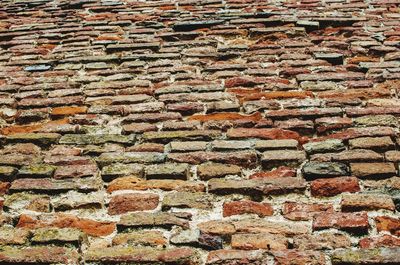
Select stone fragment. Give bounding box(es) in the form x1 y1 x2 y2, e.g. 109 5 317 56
302 162 349 179
303 139 345 154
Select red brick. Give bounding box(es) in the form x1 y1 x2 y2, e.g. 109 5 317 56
223 200 273 217
283 202 333 221
249 166 296 179
227 128 306 143
311 177 360 197
313 212 369 234
17 214 115 237
108 193 159 215
375 216 400 236
359 235 400 248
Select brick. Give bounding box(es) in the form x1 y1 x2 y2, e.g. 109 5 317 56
85 247 197 264
375 216 400 236
341 193 395 212
332 248 400 264
163 192 214 210
197 162 241 180
145 163 190 180
231 233 288 250
249 166 296 179
31 228 85 245
272 250 326 265
303 139 345 154
59 134 135 145
223 200 273 217
360 235 400 248
112 231 167 247
17 213 116 237
108 193 159 215
254 139 298 150
4 192 50 212
283 202 333 221
349 136 394 151
52 191 103 211
10 177 102 193
118 212 189 229
142 130 220 143
351 163 397 178
169 141 208 152
51 106 87 116
188 112 262 122
101 163 144 181
208 177 306 196
311 177 360 197
0 227 30 245
97 152 165 166
107 176 205 193
261 150 306 169
313 212 369 234
53 164 98 179
227 128 304 142
311 149 383 163
168 151 258 168
386 151 400 162
293 233 351 250
206 250 267 264
0 246 79 264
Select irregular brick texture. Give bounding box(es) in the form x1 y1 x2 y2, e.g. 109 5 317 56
0 0 399 264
